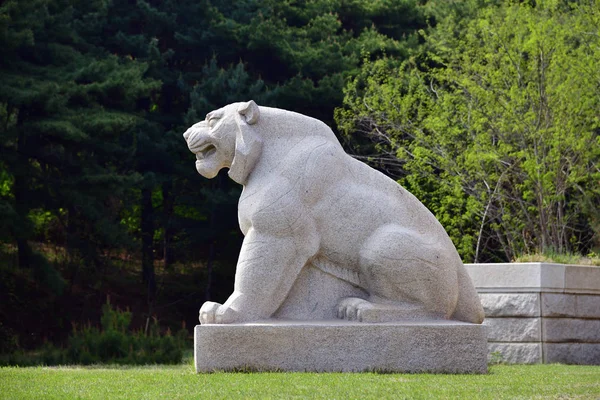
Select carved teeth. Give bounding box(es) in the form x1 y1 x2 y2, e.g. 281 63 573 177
194 143 216 160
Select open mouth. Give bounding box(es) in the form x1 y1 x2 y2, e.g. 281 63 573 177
194 143 217 160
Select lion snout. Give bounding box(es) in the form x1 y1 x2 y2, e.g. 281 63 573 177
183 120 209 141
183 127 210 153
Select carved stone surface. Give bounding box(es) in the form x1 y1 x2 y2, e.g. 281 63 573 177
544 343 600 365
467 263 600 365
483 318 541 342
272 265 366 320
465 262 600 294
194 321 488 373
488 343 542 364
183 101 484 325
543 318 600 343
542 293 600 319
479 293 540 317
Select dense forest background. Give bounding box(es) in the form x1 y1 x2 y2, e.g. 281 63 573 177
1 0 598 352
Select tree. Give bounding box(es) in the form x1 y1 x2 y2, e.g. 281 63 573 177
336 0 600 262
0 0 159 270
0 0 161 347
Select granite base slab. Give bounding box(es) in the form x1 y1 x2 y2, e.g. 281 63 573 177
194 320 488 373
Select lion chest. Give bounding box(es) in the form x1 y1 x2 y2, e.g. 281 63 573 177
238 175 311 237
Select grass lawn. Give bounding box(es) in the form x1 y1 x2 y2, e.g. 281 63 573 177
1 361 599 400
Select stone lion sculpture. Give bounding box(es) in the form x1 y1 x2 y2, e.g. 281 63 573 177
183 100 484 325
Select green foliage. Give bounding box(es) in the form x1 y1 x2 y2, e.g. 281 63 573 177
488 351 504 365
184 59 277 127
0 0 159 271
0 299 188 366
0 322 18 354
515 250 600 266
337 0 600 262
67 300 188 365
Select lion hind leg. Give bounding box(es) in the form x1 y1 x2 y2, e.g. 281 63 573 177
350 225 460 322
336 296 443 322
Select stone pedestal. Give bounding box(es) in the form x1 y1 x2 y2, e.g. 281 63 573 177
194 320 488 373
465 263 600 365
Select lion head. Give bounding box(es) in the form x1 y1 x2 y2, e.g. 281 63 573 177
183 100 262 183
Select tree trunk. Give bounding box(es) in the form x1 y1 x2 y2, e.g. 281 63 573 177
162 181 174 269
204 238 216 302
141 186 156 302
14 130 32 269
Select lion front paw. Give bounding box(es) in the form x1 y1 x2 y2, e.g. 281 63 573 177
199 301 240 324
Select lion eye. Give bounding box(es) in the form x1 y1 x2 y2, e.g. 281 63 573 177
208 118 219 128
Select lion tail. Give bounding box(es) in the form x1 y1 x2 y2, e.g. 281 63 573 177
451 265 485 324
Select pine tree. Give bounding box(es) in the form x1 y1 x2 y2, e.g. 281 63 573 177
0 0 159 273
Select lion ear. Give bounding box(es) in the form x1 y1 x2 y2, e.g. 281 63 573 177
237 100 260 125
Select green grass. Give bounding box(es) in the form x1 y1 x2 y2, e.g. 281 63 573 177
514 250 600 266
1 362 599 399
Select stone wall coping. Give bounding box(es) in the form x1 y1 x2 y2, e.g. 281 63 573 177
465 263 600 294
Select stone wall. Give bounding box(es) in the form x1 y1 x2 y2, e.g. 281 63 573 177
465 263 600 365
